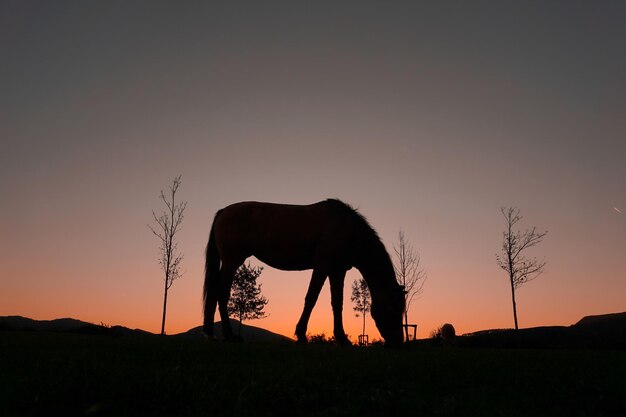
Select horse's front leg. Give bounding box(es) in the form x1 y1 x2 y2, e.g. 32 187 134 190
329 270 351 345
295 268 327 343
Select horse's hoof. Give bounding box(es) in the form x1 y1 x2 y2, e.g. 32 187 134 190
336 337 352 347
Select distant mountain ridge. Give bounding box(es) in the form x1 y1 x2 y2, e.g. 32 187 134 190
0 315 292 342
0 316 96 331
575 311 626 328
461 312 626 349
2 313 624 348
0 316 152 337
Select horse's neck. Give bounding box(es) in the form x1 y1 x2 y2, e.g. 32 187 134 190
353 238 394 292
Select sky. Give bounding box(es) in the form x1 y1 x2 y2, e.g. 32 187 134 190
2 1 625 341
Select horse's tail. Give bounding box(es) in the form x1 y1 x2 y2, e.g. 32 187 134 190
202 212 221 337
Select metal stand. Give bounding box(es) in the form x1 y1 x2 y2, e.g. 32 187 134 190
403 324 417 341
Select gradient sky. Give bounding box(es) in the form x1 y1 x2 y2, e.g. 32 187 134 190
2 1 625 340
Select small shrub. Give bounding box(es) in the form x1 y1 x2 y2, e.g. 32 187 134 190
369 338 384 347
307 332 335 344
431 323 456 347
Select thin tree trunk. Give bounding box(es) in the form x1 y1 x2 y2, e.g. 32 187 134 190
161 238 172 335
507 219 519 331
403 310 409 341
510 278 519 330
161 281 168 335
362 311 366 339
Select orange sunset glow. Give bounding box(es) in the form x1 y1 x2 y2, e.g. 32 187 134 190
2 2 625 342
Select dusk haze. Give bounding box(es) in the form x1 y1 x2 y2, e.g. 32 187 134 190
3 1 626 343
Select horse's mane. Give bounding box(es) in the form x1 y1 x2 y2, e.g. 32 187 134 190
325 198 378 236
325 199 394 268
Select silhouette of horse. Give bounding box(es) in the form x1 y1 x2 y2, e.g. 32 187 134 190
202 199 405 346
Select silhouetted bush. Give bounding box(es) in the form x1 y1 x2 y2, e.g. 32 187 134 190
307 332 335 344
430 323 456 347
369 338 384 347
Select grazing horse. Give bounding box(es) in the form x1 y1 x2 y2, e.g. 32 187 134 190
202 199 405 346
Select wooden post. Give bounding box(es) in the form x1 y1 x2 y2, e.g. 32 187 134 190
402 324 417 341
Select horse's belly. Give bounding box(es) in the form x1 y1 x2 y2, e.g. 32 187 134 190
253 250 314 271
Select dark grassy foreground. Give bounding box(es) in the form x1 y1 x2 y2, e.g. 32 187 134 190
1 332 625 417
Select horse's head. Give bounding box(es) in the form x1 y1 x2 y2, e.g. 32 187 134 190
370 284 405 347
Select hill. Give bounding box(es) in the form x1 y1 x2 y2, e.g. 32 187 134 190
3 313 624 347
174 319 293 343
0 316 153 337
575 311 626 329
0 316 292 343
459 312 626 349
0 316 97 332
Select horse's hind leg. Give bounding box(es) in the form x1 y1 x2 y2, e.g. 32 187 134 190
203 282 219 339
329 270 350 345
295 268 327 343
217 260 242 341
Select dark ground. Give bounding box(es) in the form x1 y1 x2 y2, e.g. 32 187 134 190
1 331 625 417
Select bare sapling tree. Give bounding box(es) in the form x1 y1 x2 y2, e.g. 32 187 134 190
351 277 371 345
227 262 268 336
393 230 426 341
496 206 548 330
149 175 187 335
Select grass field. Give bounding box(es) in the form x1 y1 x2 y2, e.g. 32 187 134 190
1 331 624 417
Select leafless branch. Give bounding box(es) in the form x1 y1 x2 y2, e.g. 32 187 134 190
149 175 187 335
496 206 548 329
393 230 426 337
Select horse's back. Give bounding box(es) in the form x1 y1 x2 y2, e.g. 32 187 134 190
213 200 353 270
215 201 325 235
